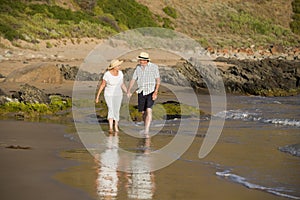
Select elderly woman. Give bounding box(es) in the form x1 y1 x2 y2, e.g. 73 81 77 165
95 59 127 132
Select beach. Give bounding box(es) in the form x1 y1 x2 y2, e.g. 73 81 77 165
1 93 300 200
0 38 299 200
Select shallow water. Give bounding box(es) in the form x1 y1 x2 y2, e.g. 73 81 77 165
58 94 300 200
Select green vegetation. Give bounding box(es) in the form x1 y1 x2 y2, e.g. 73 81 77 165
227 11 288 36
95 99 203 122
291 0 300 34
217 10 297 47
0 95 72 119
162 17 174 29
97 0 159 29
118 101 203 122
163 6 177 19
0 0 298 48
0 0 160 42
0 0 114 41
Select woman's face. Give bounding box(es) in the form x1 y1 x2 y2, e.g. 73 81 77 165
114 65 120 70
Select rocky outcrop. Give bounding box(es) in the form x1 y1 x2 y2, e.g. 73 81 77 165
123 65 192 87
279 143 300 157
0 88 9 105
59 64 79 80
123 58 300 96
216 58 300 96
5 63 64 84
12 84 50 104
58 64 99 81
4 56 299 97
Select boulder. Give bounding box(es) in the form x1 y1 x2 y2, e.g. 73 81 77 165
58 64 79 80
5 62 63 84
12 84 50 104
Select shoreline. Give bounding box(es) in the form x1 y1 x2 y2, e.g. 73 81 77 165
0 120 94 200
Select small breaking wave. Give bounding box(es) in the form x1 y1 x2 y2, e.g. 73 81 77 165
216 170 300 200
214 110 300 127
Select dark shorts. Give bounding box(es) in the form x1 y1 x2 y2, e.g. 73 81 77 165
138 92 155 112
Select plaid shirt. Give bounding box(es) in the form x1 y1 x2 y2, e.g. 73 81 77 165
132 62 160 95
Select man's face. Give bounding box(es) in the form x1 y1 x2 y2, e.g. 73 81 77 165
139 59 148 66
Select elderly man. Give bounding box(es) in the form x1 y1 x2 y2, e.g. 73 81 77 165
127 52 161 135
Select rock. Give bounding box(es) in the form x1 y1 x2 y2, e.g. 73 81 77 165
159 66 190 87
12 84 50 104
279 143 300 157
270 45 285 55
58 64 79 80
0 88 13 105
58 64 99 81
122 57 300 96
215 58 300 96
0 88 6 96
4 50 13 57
5 62 64 84
0 96 12 105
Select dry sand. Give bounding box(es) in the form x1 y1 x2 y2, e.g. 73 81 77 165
0 38 183 97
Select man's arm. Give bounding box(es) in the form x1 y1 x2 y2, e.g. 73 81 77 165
152 77 160 100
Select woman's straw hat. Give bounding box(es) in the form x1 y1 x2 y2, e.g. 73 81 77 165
137 52 150 61
108 59 123 70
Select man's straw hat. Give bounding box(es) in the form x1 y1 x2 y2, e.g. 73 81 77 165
137 52 150 61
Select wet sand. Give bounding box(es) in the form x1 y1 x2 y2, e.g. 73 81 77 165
56 120 299 200
0 120 94 200
0 118 299 200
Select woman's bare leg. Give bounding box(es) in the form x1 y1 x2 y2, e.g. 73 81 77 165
108 118 113 132
114 120 119 132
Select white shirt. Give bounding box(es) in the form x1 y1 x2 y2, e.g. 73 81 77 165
132 62 160 95
103 70 124 96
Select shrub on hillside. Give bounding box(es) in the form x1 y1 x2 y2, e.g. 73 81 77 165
163 6 177 19
291 0 300 34
98 0 159 29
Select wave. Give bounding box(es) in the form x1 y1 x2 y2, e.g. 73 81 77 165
216 170 300 200
214 110 300 127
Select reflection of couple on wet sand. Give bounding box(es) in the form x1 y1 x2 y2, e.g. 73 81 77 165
95 133 155 200
95 52 161 136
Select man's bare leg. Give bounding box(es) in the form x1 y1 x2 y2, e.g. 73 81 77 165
144 108 152 134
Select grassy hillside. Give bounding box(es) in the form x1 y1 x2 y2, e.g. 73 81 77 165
0 0 299 48
137 0 300 48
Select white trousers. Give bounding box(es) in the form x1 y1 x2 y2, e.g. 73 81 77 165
104 95 122 121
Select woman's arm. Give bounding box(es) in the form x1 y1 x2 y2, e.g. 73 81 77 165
95 80 106 103
121 83 128 93
127 79 136 98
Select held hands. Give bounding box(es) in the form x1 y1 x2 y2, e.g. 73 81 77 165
127 92 132 98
